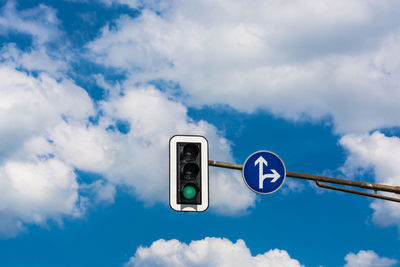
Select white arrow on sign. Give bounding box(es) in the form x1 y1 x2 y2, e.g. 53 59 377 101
254 156 281 189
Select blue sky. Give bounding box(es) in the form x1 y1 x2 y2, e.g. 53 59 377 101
1 0 400 266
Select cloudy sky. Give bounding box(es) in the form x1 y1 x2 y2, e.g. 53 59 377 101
1 0 400 266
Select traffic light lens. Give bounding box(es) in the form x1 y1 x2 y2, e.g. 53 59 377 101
182 184 197 200
182 144 199 161
183 163 199 180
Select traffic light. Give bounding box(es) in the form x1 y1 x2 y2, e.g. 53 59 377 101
169 135 208 212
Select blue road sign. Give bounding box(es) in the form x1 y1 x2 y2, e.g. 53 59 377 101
242 151 286 194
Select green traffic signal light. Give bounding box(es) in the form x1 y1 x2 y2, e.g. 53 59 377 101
182 184 197 200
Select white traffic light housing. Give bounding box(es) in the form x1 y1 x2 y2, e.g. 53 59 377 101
169 135 208 212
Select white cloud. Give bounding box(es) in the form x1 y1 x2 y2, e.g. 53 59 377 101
80 179 117 204
344 250 397 267
88 0 400 133
0 0 60 45
210 168 256 214
339 132 400 227
0 66 94 163
124 237 303 267
0 62 94 236
0 158 82 238
281 179 305 195
0 43 67 76
0 0 95 236
0 1 70 77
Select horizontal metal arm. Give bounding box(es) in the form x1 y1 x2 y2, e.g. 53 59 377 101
208 160 243 170
315 181 400 203
208 160 400 202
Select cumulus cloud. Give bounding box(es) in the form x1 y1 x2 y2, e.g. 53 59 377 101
0 43 67 75
0 158 82 237
0 1 69 76
0 0 60 45
344 250 397 267
0 64 94 237
124 237 303 267
0 0 95 236
88 0 400 133
0 66 94 163
339 132 400 227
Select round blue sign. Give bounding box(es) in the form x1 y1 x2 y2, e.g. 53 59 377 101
242 151 286 194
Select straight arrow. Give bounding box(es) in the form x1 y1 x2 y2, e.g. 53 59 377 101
255 156 281 188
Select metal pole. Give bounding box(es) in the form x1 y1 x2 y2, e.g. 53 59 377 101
208 160 400 202
208 160 242 170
